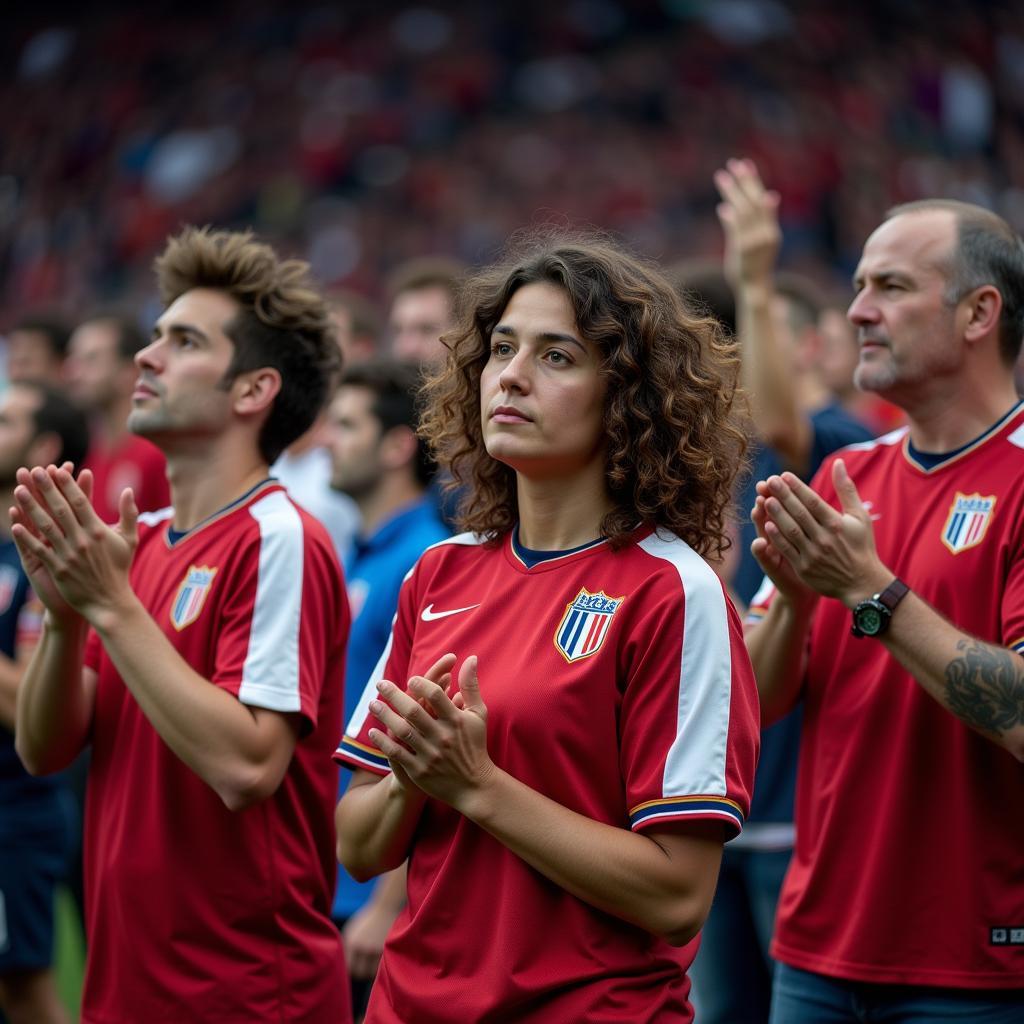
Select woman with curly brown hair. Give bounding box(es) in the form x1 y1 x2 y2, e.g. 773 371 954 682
334 233 760 1023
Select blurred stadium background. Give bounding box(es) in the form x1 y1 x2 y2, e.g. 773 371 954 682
2 1 1020 1018
3 0 1022 331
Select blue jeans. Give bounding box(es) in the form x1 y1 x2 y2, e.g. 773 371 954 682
770 963 1024 1023
689 846 792 1023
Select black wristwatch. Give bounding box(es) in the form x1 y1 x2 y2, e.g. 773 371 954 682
851 579 909 638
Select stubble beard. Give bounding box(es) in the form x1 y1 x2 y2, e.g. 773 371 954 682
853 358 897 395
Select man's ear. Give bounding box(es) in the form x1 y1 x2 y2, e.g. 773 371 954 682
232 368 283 417
962 284 1002 345
26 431 62 469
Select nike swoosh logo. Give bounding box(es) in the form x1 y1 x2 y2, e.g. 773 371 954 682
421 603 481 621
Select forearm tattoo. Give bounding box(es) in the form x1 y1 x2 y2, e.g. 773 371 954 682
944 639 1024 734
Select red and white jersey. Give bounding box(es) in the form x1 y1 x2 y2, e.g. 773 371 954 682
336 526 759 1023
750 402 1024 988
82 481 350 1024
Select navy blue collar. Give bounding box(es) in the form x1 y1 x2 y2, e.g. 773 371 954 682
905 400 1023 471
166 478 274 545
511 524 604 569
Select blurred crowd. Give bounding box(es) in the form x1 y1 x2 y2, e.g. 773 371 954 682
2 3 1023 1021
3 0 1024 330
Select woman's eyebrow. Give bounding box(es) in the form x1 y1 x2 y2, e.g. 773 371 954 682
492 324 585 351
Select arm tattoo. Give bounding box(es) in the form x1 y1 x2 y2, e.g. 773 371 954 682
944 639 1024 734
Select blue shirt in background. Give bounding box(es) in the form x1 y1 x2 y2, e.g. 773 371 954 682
734 403 874 831
333 497 449 921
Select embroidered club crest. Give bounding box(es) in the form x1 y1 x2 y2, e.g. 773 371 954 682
170 565 218 630
554 587 625 663
941 492 996 554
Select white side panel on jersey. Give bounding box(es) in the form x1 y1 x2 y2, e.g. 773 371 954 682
239 491 304 712
638 532 732 799
138 507 174 527
345 631 395 738
343 531 485 739
842 425 909 452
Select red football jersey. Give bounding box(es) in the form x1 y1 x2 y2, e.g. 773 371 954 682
336 526 760 1023
750 402 1024 987
82 481 351 1023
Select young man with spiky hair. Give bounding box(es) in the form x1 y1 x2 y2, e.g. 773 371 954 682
13 228 352 1023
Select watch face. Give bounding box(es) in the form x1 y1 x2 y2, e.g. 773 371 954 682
856 604 884 636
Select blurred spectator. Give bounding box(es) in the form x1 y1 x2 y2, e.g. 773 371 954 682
64 310 170 521
671 259 739 338
686 159 873 1024
714 160 875 600
386 257 462 367
272 433 360 565
4 316 71 386
322 358 447 1020
3 4 1023 329
817 299 905 435
0 381 89 1024
271 314 360 562
327 289 383 366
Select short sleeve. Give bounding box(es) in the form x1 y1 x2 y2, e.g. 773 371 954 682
333 564 419 774
213 497 347 730
619 549 760 841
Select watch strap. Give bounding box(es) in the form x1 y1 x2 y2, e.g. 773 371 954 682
875 578 909 613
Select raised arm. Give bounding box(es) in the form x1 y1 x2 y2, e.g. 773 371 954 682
758 459 1024 761
715 158 812 473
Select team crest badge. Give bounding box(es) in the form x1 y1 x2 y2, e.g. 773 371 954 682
170 565 218 631
941 492 996 554
554 587 625 663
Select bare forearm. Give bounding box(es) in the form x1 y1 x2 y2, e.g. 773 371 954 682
91 598 293 807
739 286 809 471
744 597 814 724
335 773 426 880
15 617 91 774
878 593 1024 760
456 768 722 945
